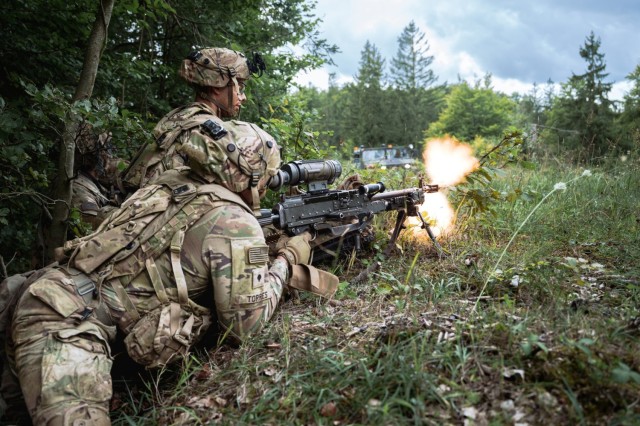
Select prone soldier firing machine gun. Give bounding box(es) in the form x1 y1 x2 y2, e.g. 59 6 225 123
259 160 445 268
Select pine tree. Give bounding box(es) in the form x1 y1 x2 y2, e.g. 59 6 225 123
347 41 389 148
545 31 615 160
391 21 437 90
355 41 386 89
389 21 440 148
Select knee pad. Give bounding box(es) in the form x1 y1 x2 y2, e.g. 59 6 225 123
36 402 110 426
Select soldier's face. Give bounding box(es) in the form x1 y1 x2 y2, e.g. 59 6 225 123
212 81 247 117
232 79 248 112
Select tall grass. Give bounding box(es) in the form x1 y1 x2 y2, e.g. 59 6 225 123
112 159 640 425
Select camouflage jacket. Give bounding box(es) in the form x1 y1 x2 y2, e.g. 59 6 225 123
120 102 275 194
68 170 290 342
70 171 117 233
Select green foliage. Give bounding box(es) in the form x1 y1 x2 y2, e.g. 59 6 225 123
426 76 516 142
293 84 354 151
449 131 535 221
611 362 640 385
259 96 329 162
346 42 389 148
0 0 97 95
616 64 640 151
0 83 151 275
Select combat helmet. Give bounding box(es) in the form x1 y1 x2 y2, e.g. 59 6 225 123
179 48 265 88
179 48 265 117
180 120 281 213
75 123 114 178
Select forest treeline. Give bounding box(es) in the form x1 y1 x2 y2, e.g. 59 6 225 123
299 28 639 163
1 0 639 276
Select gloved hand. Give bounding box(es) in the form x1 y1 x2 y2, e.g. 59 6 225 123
277 232 312 265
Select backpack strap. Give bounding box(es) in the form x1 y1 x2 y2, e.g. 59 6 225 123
145 258 169 304
169 229 189 306
156 103 222 152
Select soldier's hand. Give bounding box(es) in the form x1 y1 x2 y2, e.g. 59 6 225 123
277 232 312 265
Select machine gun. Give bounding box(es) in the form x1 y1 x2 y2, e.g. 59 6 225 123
259 160 444 262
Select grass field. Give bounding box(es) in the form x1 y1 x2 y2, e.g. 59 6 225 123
112 158 640 425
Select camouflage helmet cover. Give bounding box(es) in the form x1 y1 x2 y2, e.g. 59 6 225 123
179 48 263 88
76 122 112 155
75 122 115 176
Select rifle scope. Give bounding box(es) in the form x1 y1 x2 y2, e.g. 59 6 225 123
268 160 342 191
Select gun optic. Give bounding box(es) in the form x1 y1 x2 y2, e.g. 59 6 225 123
268 160 342 192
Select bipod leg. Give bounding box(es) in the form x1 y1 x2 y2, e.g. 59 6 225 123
384 209 407 256
417 212 445 258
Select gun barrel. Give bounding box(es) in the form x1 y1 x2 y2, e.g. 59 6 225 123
369 185 438 201
370 187 416 201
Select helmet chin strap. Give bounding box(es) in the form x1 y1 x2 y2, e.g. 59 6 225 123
227 79 235 118
200 82 238 118
200 91 228 116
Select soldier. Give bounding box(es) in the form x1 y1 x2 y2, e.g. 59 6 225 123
117 47 362 262
120 47 266 193
70 126 122 235
3 115 337 424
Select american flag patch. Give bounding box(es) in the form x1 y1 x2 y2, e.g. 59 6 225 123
246 245 269 264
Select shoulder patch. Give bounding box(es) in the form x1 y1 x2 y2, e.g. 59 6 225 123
246 245 269 264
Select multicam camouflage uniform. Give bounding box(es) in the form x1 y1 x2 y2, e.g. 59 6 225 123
4 118 312 425
71 171 117 231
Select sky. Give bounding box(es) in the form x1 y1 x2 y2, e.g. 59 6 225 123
293 0 640 101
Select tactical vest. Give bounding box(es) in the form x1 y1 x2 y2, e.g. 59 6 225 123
63 170 253 367
120 102 223 191
69 169 250 307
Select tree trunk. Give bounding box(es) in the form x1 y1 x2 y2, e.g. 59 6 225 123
44 0 116 262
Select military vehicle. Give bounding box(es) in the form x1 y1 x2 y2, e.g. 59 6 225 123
353 145 419 170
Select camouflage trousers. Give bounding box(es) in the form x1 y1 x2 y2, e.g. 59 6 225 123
9 268 116 425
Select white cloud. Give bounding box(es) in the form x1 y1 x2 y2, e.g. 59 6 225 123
292 0 639 101
492 77 535 96
611 81 633 102
293 68 353 90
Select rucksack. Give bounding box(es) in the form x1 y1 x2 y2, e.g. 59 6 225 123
119 103 222 191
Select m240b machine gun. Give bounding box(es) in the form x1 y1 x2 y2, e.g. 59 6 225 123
258 160 443 260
